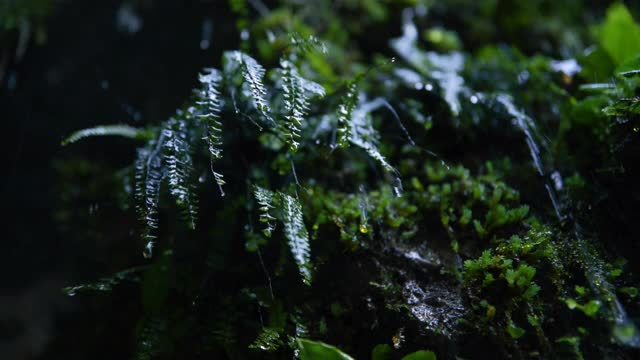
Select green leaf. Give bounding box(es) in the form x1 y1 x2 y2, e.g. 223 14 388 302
581 300 601 318
371 344 392 360
507 321 526 339
615 55 640 76
401 350 437 360
297 339 355 360
594 3 640 65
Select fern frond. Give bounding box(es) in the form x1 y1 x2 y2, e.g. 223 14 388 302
249 327 283 352
347 98 403 196
134 139 165 256
337 82 358 148
196 68 226 195
349 99 396 173
228 51 272 123
62 124 148 145
197 68 224 160
279 192 312 285
297 76 326 98
162 118 198 229
391 10 466 115
280 59 311 152
289 32 328 54
253 185 276 237
62 266 144 296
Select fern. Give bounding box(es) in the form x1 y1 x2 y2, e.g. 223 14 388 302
134 139 165 256
249 327 283 352
350 99 398 173
227 51 272 123
253 185 276 237
197 68 224 160
279 192 312 285
337 81 358 148
162 118 198 229
196 67 226 194
62 124 148 145
289 32 328 55
279 59 325 152
62 267 144 296
391 10 466 115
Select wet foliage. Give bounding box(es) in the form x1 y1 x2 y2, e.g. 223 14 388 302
43 0 640 359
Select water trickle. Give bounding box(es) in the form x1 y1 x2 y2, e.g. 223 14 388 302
495 94 547 176
551 171 563 191
497 92 640 345
393 177 404 197
143 241 154 258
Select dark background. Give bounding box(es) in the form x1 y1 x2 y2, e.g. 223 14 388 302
1 1 236 358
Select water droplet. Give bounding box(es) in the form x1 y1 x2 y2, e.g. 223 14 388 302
359 223 369 234
240 29 250 41
470 95 478 104
425 83 433 91
634 127 639 132
414 82 424 90
390 57 396 63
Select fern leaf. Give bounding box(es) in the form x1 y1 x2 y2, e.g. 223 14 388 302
134 139 164 256
348 98 403 196
62 267 144 296
337 82 358 148
289 32 328 55
228 51 272 123
297 76 326 98
349 99 396 173
196 68 226 195
279 192 312 285
249 327 283 352
197 68 224 160
162 118 198 229
62 124 148 145
253 185 276 237
280 59 313 152
391 10 466 115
